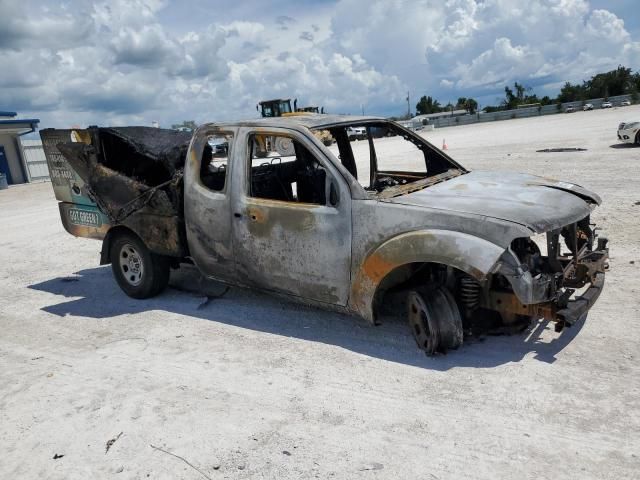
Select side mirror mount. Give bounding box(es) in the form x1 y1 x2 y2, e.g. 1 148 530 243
329 182 339 207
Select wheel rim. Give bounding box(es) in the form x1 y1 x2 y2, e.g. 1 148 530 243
407 288 464 355
407 291 439 355
118 243 144 286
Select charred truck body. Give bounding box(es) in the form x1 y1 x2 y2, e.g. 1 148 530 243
41 115 609 355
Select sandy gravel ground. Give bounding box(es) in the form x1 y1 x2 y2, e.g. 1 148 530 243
1 106 639 479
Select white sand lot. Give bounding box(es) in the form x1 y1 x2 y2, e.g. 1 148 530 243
1 106 639 479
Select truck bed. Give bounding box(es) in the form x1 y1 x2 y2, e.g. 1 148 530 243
41 127 192 257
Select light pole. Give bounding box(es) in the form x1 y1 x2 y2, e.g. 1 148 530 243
406 91 410 118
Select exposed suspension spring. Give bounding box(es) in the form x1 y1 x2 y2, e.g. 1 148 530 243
459 276 481 311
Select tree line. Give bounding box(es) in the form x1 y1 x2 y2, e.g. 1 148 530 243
414 65 640 116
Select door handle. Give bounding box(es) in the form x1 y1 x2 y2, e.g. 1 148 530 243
233 212 242 218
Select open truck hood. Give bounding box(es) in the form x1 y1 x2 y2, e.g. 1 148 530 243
382 170 600 233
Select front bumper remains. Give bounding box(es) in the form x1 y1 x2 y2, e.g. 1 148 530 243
555 271 605 326
489 227 609 331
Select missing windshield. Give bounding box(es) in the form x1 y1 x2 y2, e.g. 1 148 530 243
320 121 462 195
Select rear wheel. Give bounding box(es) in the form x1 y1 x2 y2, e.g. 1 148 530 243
407 287 463 355
110 232 170 299
635 132 640 146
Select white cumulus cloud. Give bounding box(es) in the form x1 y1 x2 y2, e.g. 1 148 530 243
0 0 638 128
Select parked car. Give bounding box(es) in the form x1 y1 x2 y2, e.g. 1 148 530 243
601 101 613 108
208 138 228 155
346 126 367 140
617 121 640 145
40 116 609 355
583 103 594 111
621 100 631 107
565 105 576 113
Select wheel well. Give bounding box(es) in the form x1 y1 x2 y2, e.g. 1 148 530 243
372 262 466 319
100 226 143 265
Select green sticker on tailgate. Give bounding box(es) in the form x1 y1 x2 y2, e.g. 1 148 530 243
68 208 102 227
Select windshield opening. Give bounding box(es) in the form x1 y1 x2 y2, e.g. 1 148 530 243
279 101 292 114
318 121 464 197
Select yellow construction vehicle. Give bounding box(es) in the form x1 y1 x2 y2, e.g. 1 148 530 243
257 98 295 117
256 98 326 117
255 99 331 152
296 105 325 114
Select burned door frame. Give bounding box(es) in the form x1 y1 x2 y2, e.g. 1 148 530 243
230 126 353 306
184 126 238 282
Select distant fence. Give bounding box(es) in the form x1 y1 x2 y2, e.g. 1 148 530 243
413 94 633 129
21 139 49 182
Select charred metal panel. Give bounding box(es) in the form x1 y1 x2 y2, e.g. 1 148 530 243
93 127 191 182
382 170 595 233
183 126 238 281
88 163 176 220
495 248 559 304
350 197 531 259
349 227 505 323
228 126 352 306
347 198 537 322
122 212 185 257
41 126 190 256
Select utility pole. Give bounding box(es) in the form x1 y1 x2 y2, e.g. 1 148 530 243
406 91 410 118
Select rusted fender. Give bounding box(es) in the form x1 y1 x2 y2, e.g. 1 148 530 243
349 229 506 323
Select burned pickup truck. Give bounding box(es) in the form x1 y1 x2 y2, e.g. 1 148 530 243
41 115 609 354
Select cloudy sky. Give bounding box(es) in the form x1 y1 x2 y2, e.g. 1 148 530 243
1 0 639 129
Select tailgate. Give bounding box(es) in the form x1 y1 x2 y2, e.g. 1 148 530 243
40 128 111 239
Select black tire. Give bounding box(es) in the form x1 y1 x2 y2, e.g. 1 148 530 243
636 132 640 146
110 231 170 299
407 287 463 355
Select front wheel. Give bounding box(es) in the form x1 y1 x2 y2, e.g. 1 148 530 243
110 232 170 299
407 287 463 355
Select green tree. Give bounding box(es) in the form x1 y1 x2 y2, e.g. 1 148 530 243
631 71 640 95
584 66 632 98
503 82 537 108
557 82 584 103
415 95 443 115
514 82 525 102
456 97 478 114
503 85 517 109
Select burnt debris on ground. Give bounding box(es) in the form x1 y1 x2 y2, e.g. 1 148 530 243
536 147 587 152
